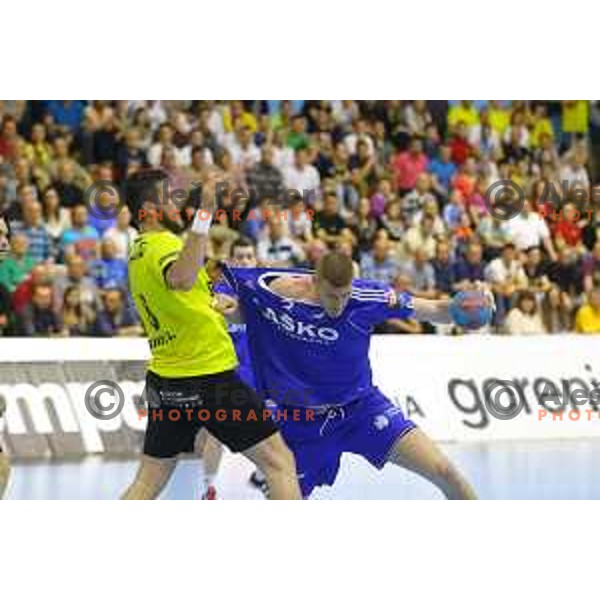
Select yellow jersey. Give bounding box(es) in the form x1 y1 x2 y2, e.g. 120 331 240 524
128 229 237 377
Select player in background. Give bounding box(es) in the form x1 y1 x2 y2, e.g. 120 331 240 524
225 252 492 499
194 236 264 499
120 169 301 500
0 213 11 498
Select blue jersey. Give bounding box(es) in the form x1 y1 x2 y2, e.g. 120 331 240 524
225 267 415 408
213 279 254 387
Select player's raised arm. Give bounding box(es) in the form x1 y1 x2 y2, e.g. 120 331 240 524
166 170 221 291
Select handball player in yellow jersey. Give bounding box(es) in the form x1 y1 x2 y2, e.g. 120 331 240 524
120 169 301 499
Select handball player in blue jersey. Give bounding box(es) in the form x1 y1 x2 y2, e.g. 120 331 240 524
225 251 491 499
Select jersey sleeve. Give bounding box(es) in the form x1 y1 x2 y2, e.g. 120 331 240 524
146 234 183 287
358 285 416 326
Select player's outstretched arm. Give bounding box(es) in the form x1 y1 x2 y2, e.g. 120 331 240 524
166 171 221 291
413 297 453 324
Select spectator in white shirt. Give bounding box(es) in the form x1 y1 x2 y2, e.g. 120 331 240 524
283 148 321 200
103 206 138 260
257 216 304 267
147 123 184 168
505 200 557 260
504 290 547 334
227 125 260 170
560 150 590 190
484 241 528 325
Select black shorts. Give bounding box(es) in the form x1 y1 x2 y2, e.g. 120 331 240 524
142 369 279 459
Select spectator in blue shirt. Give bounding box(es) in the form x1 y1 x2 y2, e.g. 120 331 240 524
453 241 485 291
11 200 53 263
92 288 141 337
60 205 100 261
46 101 86 133
432 240 456 296
428 145 457 195
90 238 128 290
359 235 399 285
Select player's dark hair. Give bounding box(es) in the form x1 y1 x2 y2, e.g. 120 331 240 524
123 169 168 227
230 236 256 257
316 251 354 287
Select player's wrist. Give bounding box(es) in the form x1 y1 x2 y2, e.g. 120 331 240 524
190 208 213 236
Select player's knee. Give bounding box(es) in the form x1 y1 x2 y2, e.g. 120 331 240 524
255 435 297 480
0 454 11 497
122 457 176 500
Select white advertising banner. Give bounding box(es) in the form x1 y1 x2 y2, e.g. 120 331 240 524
0 335 599 458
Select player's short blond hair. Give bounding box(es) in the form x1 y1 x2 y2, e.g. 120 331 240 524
316 251 354 287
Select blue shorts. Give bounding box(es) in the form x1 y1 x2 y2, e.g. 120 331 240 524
269 387 417 498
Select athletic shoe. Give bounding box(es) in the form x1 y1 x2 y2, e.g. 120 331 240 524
201 485 217 500
249 471 269 497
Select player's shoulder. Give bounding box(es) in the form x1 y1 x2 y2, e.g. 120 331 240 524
350 278 394 305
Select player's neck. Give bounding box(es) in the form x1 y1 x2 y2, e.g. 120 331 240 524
140 219 166 234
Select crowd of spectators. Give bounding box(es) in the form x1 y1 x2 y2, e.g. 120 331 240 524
1 100 600 337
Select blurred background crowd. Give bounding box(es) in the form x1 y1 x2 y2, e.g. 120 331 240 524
2 100 600 337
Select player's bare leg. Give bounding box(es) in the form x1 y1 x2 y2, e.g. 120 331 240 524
242 432 301 500
387 428 477 500
0 452 10 499
195 430 223 499
121 455 177 500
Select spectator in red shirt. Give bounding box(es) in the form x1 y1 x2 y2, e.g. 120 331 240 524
449 121 473 165
552 202 585 251
391 137 428 194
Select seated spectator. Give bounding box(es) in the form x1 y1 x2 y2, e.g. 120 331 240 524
349 197 378 254
285 194 314 243
443 190 465 232
432 240 456 297
428 144 456 196
401 172 435 223
11 200 53 263
90 238 128 290
552 201 586 253
391 137 428 195
541 284 573 333
60 204 100 261
548 246 581 299
257 217 304 267
298 238 328 270
504 290 546 334
246 145 284 204
477 214 511 261
283 147 320 197
485 242 528 324
505 200 557 260
61 285 96 336
523 246 552 293
92 288 141 337
12 263 53 314
404 214 438 260
313 193 347 246
360 236 398 284
377 199 404 242
53 161 84 208
0 233 35 292
400 248 437 299
453 241 485 291
16 283 62 336
575 287 600 333
41 187 71 245
53 254 98 311
103 205 138 260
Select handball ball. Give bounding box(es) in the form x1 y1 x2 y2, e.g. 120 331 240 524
449 291 493 330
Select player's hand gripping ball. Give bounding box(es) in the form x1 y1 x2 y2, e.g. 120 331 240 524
449 290 493 330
